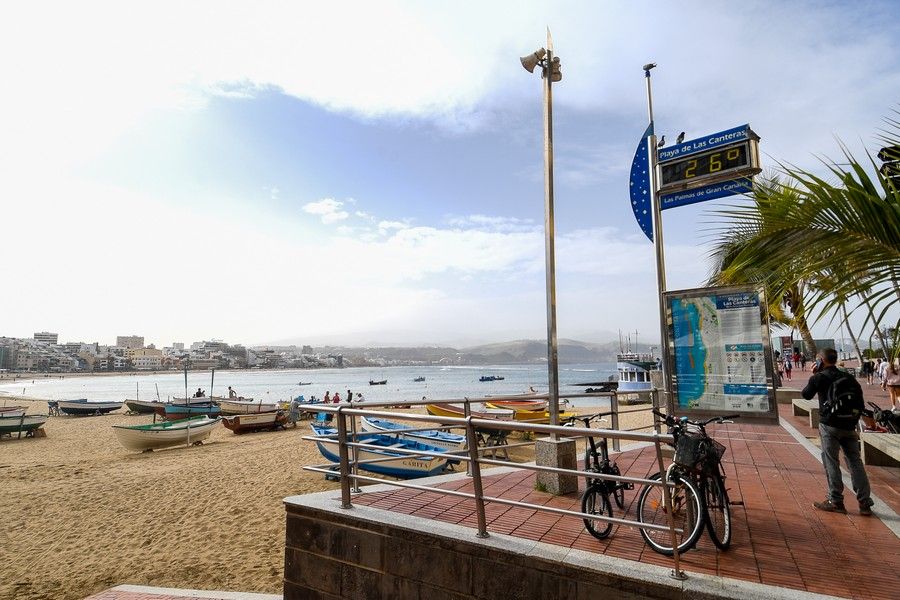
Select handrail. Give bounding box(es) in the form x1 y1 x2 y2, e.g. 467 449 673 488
299 389 687 580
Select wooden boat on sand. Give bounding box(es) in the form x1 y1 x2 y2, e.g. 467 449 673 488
0 413 48 437
425 403 515 421
360 416 466 451
125 399 165 414
113 416 221 452
158 402 221 420
310 424 452 479
222 411 287 434
0 406 26 418
218 399 279 415
58 399 123 416
486 399 549 411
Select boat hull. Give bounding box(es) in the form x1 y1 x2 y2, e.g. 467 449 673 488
360 416 466 451
0 406 26 418
58 400 123 416
310 425 450 479
162 403 221 420
0 414 48 435
425 403 514 421
222 411 286 434
113 416 221 451
218 400 279 415
125 399 164 414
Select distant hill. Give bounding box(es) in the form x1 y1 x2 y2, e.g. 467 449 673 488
459 339 654 364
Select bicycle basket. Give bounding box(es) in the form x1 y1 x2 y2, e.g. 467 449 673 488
674 433 726 473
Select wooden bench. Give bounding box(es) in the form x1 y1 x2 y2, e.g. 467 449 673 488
792 398 820 428
861 433 900 467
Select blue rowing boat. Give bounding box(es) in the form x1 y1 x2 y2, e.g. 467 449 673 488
310 424 452 479
359 416 466 452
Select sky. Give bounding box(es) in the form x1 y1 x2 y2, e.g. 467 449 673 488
1 1 898 348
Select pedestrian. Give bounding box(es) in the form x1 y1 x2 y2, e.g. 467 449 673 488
783 356 793 381
289 395 302 427
884 359 900 410
332 391 341 403
801 348 873 516
228 386 238 398
324 390 331 404
800 353 807 371
347 389 353 403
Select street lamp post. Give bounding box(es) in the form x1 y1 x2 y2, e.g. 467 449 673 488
521 32 575 495
521 31 563 429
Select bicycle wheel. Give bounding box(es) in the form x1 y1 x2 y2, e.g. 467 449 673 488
703 472 732 550
637 470 704 556
609 463 626 509
581 484 613 540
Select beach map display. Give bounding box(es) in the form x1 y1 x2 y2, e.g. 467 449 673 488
669 290 770 413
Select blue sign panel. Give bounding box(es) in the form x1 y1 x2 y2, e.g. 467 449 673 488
657 124 750 163
660 177 751 210
628 124 654 241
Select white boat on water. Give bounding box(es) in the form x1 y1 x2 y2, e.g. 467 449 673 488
112 416 221 451
218 399 278 415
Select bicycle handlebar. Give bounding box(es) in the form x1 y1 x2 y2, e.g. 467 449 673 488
562 412 610 426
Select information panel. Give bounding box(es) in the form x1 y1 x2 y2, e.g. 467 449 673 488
664 285 778 422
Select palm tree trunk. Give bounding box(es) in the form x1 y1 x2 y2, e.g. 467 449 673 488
840 302 864 363
796 317 817 357
863 299 890 359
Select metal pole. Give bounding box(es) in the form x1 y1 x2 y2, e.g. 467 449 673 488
336 408 352 509
349 406 361 493
464 398 473 477
610 391 620 452
644 65 672 414
543 34 560 433
465 417 489 538
654 439 686 580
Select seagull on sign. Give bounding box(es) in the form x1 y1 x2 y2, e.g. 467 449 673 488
657 135 666 148
676 131 685 144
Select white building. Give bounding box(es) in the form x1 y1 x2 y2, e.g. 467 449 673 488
34 332 58 345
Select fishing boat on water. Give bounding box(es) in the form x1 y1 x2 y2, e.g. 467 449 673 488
369 380 387 386
310 424 452 479
0 413 48 437
222 411 287 434
58 399 124 416
360 416 466 451
112 415 221 452
479 375 505 382
218 399 278 415
412 376 426 382
297 382 312 386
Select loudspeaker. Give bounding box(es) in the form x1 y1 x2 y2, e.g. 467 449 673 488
520 48 546 73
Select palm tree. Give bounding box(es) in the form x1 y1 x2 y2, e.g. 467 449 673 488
708 114 900 358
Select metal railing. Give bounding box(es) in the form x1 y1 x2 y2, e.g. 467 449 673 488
299 392 689 580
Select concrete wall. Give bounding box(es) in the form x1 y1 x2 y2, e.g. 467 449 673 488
283 491 831 600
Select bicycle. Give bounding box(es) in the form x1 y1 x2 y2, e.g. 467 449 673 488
636 409 739 555
564 412 633 540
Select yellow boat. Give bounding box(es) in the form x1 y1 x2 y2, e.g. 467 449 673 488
483 403 578 424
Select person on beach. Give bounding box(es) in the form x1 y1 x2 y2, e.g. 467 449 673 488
802 348 873 516
332 391 341 403
289 396 302 427
883 359 900 409
347 389 353 402
193 388 204 398
324 391 331 404
228 386 237 398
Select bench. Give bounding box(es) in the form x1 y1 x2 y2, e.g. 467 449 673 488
792 398 820 428
861 433 900 467
775 388 803 405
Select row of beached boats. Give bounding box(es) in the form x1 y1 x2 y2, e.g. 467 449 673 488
306 397 574 479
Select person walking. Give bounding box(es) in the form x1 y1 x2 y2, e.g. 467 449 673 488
801 348 873 516
783 356 793 381
332 391 341 403
884 359 900 410
347 389 353 403
324 391 331 404
800 353 807 371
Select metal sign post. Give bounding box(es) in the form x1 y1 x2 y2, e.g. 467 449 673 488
643 64 673 413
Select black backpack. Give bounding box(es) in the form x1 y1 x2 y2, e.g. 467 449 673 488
821 370 865 427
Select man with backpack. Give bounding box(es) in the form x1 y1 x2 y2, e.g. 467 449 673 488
802 348 874 516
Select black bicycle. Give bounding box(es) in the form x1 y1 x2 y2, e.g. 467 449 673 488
564 412 633 540
636 409 738 555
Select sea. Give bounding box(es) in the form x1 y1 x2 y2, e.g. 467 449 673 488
0 363 617 408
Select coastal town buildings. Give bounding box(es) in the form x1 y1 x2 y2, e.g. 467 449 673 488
33 331 58 345
116 335 145 349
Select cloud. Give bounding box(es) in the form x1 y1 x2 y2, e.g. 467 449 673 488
377 220 410 233
302 198 350 224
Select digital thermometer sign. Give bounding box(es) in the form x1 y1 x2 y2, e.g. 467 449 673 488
660 142 750 187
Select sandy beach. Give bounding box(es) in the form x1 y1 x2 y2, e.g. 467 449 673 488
0 396 652 600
